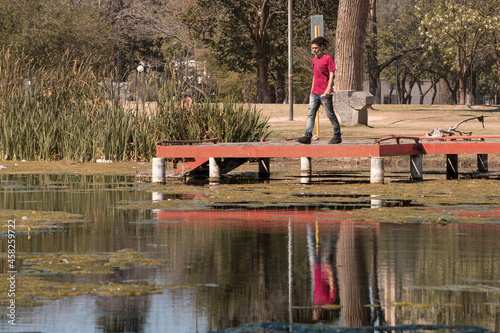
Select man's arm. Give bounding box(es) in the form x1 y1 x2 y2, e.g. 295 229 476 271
323 71 335 97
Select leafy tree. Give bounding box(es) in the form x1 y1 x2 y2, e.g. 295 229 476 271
416 0 500 104
0 0 116 67
366 0 424 103
183 0 339 103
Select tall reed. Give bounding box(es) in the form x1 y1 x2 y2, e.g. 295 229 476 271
0 48 271 162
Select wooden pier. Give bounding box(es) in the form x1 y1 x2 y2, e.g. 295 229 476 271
153 135 500 183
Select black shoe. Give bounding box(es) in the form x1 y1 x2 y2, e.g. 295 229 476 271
295 136 312 144
328 136 342 144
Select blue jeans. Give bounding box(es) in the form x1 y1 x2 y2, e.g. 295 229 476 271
304 93 341 138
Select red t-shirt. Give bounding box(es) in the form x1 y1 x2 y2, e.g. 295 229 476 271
312 54 336 95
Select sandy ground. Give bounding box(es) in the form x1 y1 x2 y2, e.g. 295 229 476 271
257 103 500 141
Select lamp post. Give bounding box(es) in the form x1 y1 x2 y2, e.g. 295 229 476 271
395 19 400 104
469 61 473 106
135 64 144 116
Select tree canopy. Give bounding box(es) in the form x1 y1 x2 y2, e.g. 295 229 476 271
416 0 500 104
1 0 499 104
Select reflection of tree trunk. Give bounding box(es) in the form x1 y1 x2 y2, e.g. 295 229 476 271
336 223 371 327
258 242 267 322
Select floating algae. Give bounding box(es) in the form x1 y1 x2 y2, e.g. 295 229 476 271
0 209 85 233
19 249 168 275
129 179 500 225
0 249 173 306
0 275 169 306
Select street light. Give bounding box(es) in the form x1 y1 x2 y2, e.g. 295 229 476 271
469 61 472 106
135 64 144 116
395 19 400 104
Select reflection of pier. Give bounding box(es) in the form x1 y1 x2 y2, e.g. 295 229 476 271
153 136 500 183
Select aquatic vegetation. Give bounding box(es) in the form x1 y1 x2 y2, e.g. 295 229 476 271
0 209 84 233
0 249 172 306
320 304 342 310
129 179 500 225
0 275 169 306
20 249 168 275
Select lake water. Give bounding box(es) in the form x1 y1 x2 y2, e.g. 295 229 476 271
0 173 499 333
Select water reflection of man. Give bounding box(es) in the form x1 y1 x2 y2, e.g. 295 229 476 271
307 223 337 321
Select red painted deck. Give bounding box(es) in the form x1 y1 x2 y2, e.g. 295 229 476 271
155 135 500 177
157 136 500 159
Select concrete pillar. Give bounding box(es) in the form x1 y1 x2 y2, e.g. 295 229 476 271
300 157 312 184
410 154 423 181
300 157 312 173
258 158 270 178
209 158 221 181
446 154 459 179
152 158 166 183
370 157 384 184
477 154 488 173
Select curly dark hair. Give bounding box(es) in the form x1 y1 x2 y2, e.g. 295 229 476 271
311 37 330 49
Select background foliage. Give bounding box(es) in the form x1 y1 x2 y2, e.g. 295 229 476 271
1 0 500 105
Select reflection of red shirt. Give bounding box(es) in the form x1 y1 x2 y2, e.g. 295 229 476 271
313 262 337 306
312 54 336 95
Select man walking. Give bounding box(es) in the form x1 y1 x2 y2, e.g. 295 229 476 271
296 37 342 144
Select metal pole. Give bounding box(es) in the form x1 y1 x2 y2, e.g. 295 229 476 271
135 71 138 116
395 19 400 104
117 51 120 101
470 61 473 105
288 0 293 120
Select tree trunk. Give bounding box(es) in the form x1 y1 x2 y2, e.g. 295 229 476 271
275 69 285 104
443 76 458 105
366 0 380 102
256 57 272 103
335 0 370 91
456 46 467 105
496 59 500 104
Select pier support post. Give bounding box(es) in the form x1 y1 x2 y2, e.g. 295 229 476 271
301 157 312 173
370 157 384 184
209 158 221 181
300 157 312 184
258 158 270 178
152 158 166 183
446 154 458 179
410 154 423 181
477 154 488 173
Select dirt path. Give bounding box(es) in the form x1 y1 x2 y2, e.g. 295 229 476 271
257 104 500 141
